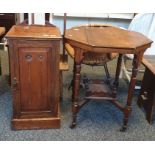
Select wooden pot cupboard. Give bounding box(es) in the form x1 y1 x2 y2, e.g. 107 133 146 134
6 25 61 130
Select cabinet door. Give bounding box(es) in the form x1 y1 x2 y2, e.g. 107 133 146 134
18 47 53 114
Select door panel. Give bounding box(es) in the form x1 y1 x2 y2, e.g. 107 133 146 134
19 47 50 112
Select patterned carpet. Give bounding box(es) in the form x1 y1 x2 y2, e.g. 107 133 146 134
0 57 155 141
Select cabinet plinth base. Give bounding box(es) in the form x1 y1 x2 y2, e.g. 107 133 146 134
12 117 60 130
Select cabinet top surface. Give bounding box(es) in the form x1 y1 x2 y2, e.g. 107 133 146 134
65 25 152 50
5 25 61 39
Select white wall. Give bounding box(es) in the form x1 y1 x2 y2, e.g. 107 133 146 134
52 16 132 34
19 13 133 34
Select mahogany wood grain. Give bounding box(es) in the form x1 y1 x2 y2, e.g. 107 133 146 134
65 26 152 131
65 26 152 53
6 25 61 39
19 48 50 112
6 25 61 130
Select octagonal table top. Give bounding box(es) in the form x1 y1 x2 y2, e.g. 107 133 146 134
65 25 153 54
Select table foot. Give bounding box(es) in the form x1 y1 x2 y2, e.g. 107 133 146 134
70 110 78 129
70 122 76 129
121 115 129 132
120 125 127 132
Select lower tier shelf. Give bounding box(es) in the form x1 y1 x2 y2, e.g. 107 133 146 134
85 79 116 100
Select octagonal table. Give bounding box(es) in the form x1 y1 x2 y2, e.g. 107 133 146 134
65 25 153 131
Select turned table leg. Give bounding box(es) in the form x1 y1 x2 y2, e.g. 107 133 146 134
70 48 83 128
112 54 123 98
121 53 143 131
68 62 75 91
103 63 111 84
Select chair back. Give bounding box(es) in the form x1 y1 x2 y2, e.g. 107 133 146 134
24 13 50 24
21 13 55 27
63 13 67 56
129 13 155 55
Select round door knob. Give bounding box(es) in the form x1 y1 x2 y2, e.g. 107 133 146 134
38 55 44 60
25 55 32 61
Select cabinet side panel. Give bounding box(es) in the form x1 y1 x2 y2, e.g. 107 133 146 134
49 41 60 116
